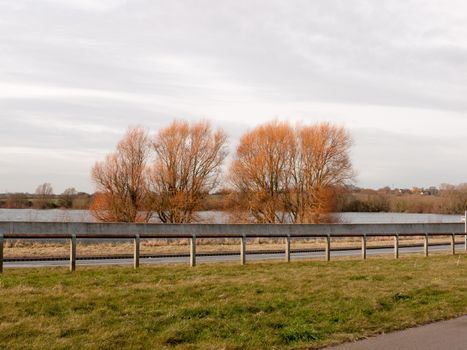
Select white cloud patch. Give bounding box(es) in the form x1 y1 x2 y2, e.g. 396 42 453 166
42 0 127 12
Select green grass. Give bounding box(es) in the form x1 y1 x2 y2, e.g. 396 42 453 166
0 254 466 349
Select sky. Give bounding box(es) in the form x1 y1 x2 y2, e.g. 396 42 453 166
1 0 467 193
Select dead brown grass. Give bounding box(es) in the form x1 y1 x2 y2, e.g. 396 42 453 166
3 236 462 258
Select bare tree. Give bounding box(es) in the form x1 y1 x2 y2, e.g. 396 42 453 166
5 193 30 209
149 120 228 223
91 126 152 222
229 121 353 223
229 121 296 223
34 182 54 209
59 187 77 208
440 183 467 214
288 123 353 223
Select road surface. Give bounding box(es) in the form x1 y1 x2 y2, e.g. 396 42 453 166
326 315 467 350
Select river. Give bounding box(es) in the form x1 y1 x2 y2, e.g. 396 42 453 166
0 209 462 224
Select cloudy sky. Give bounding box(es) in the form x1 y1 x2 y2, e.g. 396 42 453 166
1 0 467 193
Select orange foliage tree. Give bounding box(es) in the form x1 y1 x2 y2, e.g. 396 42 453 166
229 121 353 223
148 120 228 223
229 121 296 223
91 126 152 222
289 123 353 222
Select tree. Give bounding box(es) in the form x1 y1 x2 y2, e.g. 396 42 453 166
5 193 30 209
34 182 54 209
229 121 353 223
229 121 296 223
91 126 152 222
59 187 77 208
289 123 353 222
439 183 467 214
148 120 228 223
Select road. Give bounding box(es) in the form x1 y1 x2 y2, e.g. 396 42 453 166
3 243 465 269
326 315 467 350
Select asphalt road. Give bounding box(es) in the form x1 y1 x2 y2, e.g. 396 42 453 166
3 243 465 269
326 315 467 350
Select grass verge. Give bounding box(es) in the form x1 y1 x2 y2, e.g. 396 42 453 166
0 254 466 349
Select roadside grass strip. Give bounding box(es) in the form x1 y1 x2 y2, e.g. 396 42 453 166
0 253 466 349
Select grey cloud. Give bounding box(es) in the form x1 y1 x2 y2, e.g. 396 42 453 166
1 0 467 192
353 129 467 189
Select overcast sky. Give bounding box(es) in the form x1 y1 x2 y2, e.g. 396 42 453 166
1 0 467 193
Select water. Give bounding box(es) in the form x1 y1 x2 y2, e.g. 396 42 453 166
0 209 462 224
334 212 462 224
0 209 228 223
0 209 96 222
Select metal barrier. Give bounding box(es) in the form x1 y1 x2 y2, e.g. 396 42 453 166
0 221 466 272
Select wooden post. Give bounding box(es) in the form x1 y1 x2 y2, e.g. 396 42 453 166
361 234 367 260
451 233 456 255
0 234 4 274
240 234 246 265
424 233 429 257
394 234 399 259
190 234 196 267
285 234 291 262
134 234 140 269
325 234 331 261
70 233 76 272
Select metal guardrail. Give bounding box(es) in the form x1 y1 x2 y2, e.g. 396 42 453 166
0 221 466 272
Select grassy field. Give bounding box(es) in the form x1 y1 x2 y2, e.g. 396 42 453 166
0 254 466 349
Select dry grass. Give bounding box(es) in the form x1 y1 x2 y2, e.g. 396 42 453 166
3 236 463 259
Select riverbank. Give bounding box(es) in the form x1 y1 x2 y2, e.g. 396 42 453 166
0 254 465 349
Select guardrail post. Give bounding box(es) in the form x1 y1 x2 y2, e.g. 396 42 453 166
465 210 467 251
451 233 455 255
190 234 196 267
424 233 429 257
70 233 76 272
285 234 291 262
325 234 331 261
134 233 140 269
0 234 4 274
240 234 246 265
394 234 399 259
361 234 367 260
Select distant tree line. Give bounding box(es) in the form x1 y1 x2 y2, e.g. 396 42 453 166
3 180 467 216
0 185 91 209
91 120 353 223
337 184 467 215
